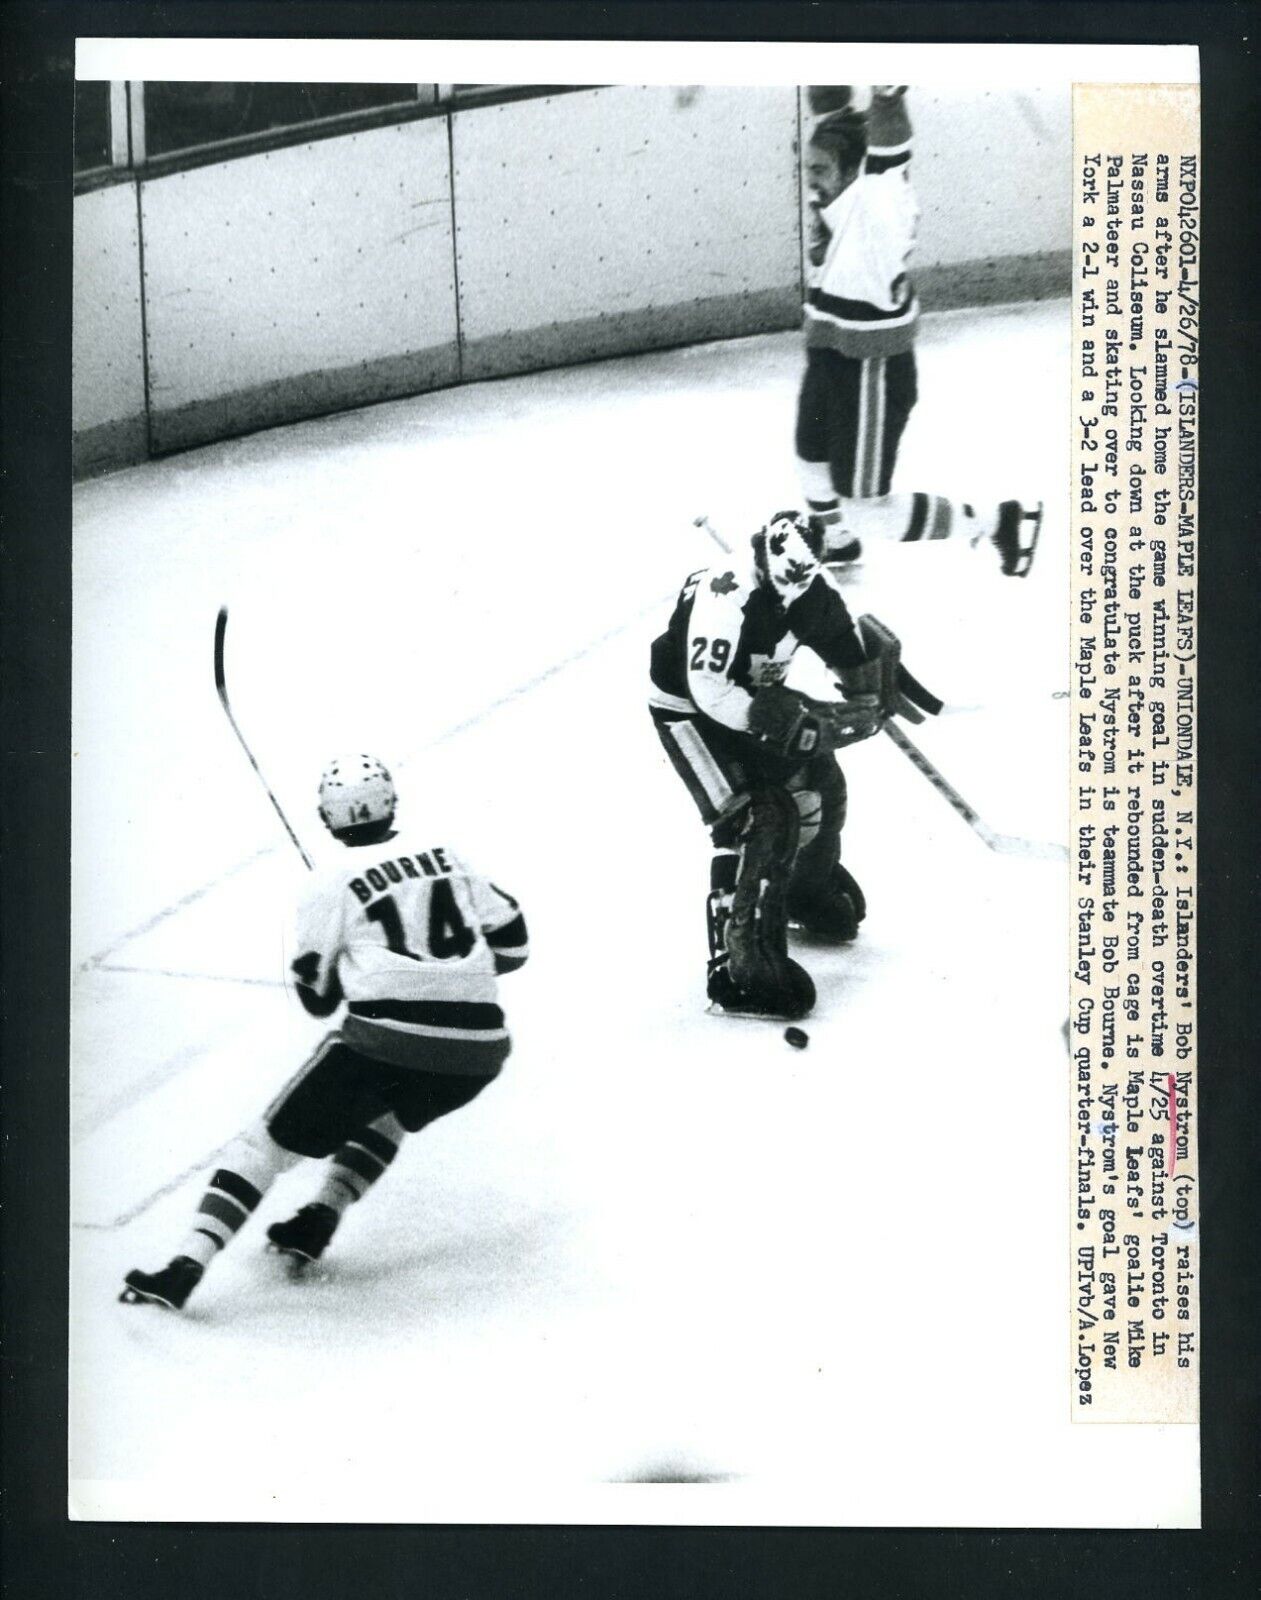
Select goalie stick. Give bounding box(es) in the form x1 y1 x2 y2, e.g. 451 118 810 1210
213 606 314 869
879 720 1066 862
691 514 1067 863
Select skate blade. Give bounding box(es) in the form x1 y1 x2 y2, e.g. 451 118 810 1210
267 1242 323 1275
706 1001 808 1023
788 919 859 945
119 1285 180 1309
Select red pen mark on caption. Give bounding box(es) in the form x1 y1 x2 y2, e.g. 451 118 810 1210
1167 1073 1178 1177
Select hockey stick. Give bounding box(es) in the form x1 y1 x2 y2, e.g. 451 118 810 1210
691 514 1067 863
213 607 314 869
880 721 1066 862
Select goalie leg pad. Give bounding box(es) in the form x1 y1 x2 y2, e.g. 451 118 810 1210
705 844 739 970
707 959 815 1021
723 788 813 1005
789 756 847 868
788 860 866 943
787 759 864 941
791 786 823 854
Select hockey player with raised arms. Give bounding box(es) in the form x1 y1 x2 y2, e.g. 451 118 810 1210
121 755 528 1310
649 509 907 1021
797 85 1042 576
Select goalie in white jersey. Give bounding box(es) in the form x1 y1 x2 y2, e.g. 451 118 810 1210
121 754 528 1310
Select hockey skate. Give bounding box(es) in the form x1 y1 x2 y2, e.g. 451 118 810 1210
787 862 867 943
990 500 1042 578
806 512 862 569
825 535 862 567
119 1255 204 1309
266 1203 338 1265
707 957 816 1021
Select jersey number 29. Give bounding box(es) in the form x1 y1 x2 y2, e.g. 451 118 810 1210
690 635 731 673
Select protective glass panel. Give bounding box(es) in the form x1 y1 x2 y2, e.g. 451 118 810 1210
143 82 420 159
74 80 113 171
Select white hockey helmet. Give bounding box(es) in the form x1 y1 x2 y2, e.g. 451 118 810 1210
318 753 397 833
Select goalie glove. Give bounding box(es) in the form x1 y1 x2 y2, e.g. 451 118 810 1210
749 683 882 759
834 615 936 725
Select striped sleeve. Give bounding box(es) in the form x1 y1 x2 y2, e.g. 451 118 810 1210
486 913 529 974
865 91 912 172
471 878 530 973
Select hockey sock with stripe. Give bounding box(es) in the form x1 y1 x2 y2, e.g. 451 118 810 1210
179 1169 267 1268
818 493 1000 551
311 1112 405 1215
177 1126 299 1268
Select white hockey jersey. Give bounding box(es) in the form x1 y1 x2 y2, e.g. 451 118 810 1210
804 142 920 359
291 843 527 1072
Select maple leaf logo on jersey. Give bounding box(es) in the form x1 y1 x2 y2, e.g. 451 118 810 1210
768 528 789 558
710 570 738 595
782 557 814 588
748 653 788 687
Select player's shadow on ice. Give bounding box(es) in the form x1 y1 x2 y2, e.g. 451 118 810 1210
613 1461 738 1483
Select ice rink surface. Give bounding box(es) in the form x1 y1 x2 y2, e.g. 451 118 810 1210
69 301 1198 1525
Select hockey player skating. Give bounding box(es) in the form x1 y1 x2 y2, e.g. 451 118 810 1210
120 754 528 1310
797 85 1041 575
649 509 915 1021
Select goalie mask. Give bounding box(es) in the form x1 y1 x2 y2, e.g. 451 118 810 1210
318 753 397 833
751 510 825 605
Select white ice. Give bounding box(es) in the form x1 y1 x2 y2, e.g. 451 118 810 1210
69 301 1198 1525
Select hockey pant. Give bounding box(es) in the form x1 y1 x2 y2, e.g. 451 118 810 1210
164 1037 502 1274
795 346 917 500
265 1034 503 1159
795 347 992 551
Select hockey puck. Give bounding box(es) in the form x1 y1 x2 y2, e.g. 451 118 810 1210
783 1027 809 1050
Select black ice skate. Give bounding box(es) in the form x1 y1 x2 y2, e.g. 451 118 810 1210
807 512 862 568
707 959 816 1021
991 500 1042 578
119 1255 204 1310
266 1203 338 1265
825 535 862 567
788 863 867 943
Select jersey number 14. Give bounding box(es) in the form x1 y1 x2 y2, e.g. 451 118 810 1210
365 880 475 960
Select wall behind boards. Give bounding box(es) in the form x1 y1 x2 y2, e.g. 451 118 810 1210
139 119 460 456
73 183 148 475
909 85 1071 307
73 85 1070 474
451 86 802 381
